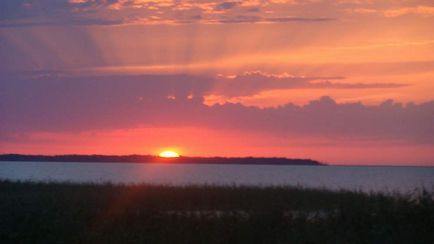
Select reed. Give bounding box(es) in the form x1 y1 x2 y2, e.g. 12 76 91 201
0 180 432 244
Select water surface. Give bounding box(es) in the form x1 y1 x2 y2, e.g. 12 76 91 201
0 161 433 193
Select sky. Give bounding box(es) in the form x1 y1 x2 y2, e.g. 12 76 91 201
1 0 433 165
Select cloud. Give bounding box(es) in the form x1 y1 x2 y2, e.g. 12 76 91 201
0 71 407 99
1 72 430 144
210 16 335 24
384 6 434 17
264 17 335 22
347 5 434 17
0 0 336 27
214 2 240 11
212 71 407 97
4 0 433 28
0 0 122 27
0 18 123 28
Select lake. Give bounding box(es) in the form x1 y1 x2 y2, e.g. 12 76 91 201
0 161 433 193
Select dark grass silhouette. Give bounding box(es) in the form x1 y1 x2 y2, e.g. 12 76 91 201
0 180 432 244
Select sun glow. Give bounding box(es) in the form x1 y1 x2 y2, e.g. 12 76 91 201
159 150 180 158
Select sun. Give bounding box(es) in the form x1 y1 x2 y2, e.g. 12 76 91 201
159 150 180 158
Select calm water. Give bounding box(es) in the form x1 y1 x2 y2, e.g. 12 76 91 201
0 161 433 193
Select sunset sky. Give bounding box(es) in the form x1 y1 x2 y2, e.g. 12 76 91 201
1 0 433 165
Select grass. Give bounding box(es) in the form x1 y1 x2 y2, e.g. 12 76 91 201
0 180 433 244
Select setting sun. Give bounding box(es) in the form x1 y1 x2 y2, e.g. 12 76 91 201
159 151 180 158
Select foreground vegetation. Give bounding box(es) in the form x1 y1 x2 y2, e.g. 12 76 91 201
0 181 432 244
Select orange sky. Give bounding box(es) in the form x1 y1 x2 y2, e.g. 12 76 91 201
0 0 433 165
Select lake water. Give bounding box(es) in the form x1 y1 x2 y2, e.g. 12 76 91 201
0 161 433 193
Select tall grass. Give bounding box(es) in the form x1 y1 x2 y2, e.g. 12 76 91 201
0 180 432 244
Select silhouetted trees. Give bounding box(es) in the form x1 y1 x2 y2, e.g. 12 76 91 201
0 154 323 165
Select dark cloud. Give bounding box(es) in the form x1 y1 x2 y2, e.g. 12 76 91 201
246 7 261 13
0 71 407 98
0 18 123 28
0 0 31 21
216 15 262 23
214 2 239 11
0 0 336 27
214 15 335 24
0 0 76 20
213 71 407 97
0 0 121 27
264 17 336 22
1 73 431 143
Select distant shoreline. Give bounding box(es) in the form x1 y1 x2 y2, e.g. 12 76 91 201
0 154 324 166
